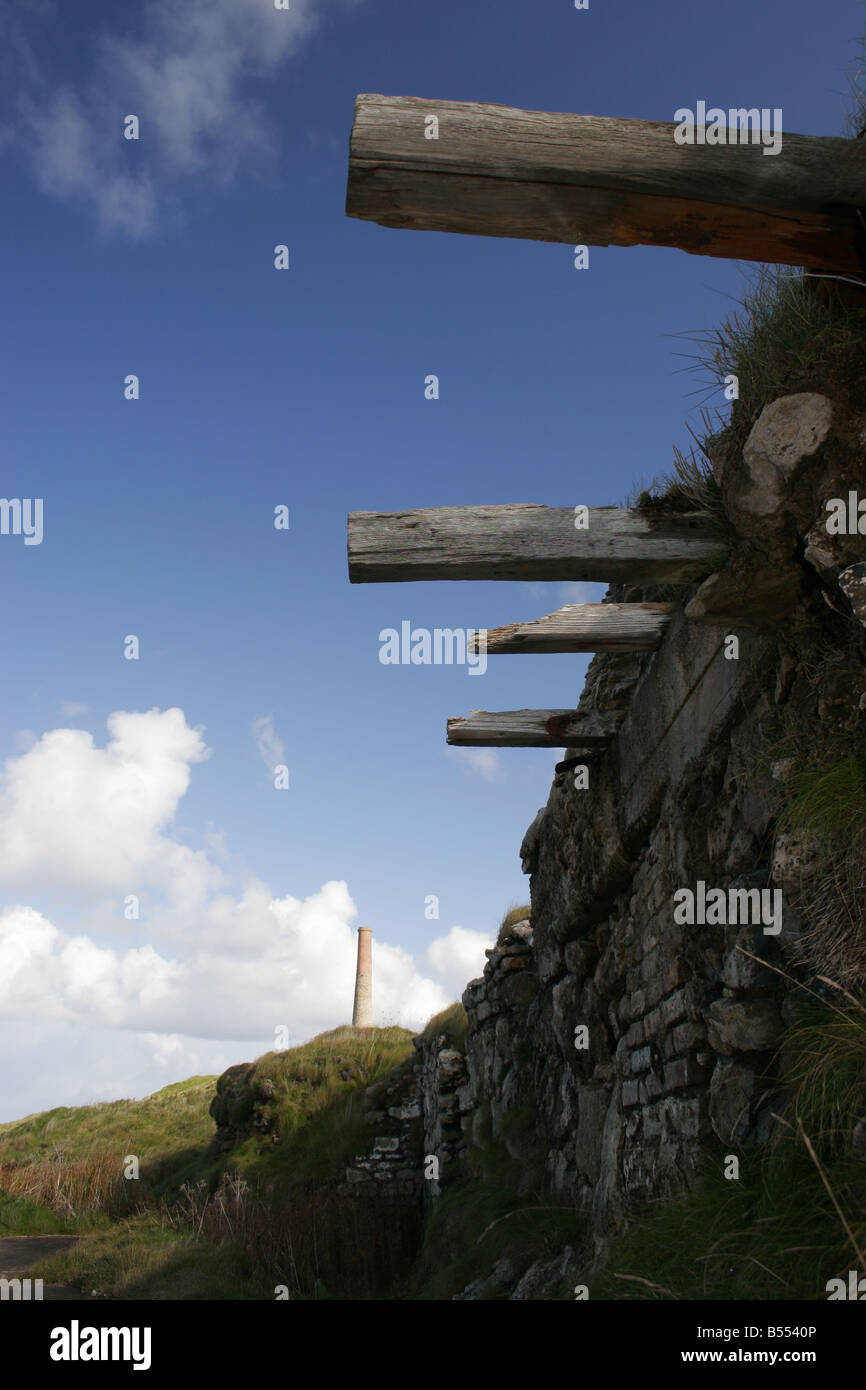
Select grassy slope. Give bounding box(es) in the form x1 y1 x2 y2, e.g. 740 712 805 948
0 1027 418 1298
0 1075 218 1192
220 1025 415 1190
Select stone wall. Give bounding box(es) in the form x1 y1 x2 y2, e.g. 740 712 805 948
437 393 866 1269
340 1028 469 1202
339 1059 423 1200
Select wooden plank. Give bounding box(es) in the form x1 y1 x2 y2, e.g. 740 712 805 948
447 708 625 747
473 602 674 653
348 505 728 584
347 95 866 271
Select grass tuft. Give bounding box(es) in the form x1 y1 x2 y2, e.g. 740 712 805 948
670 265 866 460
416 1002 468 1053
773 753 866 986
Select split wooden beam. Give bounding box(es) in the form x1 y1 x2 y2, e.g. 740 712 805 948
347 94 866 271
472 602 674 654
348 505 727 585
447 708 625 748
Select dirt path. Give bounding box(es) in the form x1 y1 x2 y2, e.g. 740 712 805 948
0 1234 109 1300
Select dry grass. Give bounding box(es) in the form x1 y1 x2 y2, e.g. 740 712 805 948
669 265 866 459
773 754 866 987
0 1150 135 1222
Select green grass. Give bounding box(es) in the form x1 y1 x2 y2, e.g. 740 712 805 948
621 408 729 525
672 266 866 459
590 1136 866 1301
590 990 866 1301
497 904 531 946
415 1003 468 1053
0 1074 218 1194
0 1189 83 1236
218 1026 416 1189
1 1027 421 1298
30 1213 273 1300
777 755 866 851
771 748 866 986
411 1136 584 1299
783 995 866 1160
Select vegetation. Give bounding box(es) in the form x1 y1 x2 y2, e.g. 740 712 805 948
0 1189 81 1237
758 706 866 986
680 266 866 450
497 903 531 946
218 1025 415 1189
590 991 866 1300
0 1027 420 1299
843 33 866 138
622 265 866 535
28 1212 272 1301
0 1075 217 1199
623 407 729 528
411 1131 584 1300
416 1002 468 1054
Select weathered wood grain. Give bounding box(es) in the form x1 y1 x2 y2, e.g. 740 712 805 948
446 708 625 747
348 505 728 584
347 95 866 270
473 603 674 653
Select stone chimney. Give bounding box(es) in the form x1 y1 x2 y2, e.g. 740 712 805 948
352 926 373 1027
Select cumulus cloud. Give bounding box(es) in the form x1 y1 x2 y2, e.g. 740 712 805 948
0 705 486 1111
10 0 346 237
0 885 452 1045
422 924 492 997
0 707 219 901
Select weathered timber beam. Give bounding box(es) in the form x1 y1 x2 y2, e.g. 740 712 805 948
348 505 728 584
447 709 625 748
472 602 674 653
347 94 866 271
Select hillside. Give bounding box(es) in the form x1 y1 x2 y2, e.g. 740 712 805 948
0 1027 420 1298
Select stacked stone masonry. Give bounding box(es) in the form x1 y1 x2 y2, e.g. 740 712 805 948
416 394 865 1262
343 393 865 1288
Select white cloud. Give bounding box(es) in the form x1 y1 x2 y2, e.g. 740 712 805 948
520 581 608 606
0 705 495 1113
0 1016 241 1119
60 702 88 718
0 886 452 1047
446 746 504 783
250 714 285 775
11 0 347 237
422 924 492 998
0 708 219 901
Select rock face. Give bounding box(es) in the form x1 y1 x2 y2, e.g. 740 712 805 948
411 393 866 1290
686 393 866 631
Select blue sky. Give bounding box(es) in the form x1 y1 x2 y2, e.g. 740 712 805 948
0 0 862 1115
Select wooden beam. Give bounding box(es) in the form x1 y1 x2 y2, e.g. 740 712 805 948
348 505 728 585
347 94 866 271
473 602 674 653
447 708 625 747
